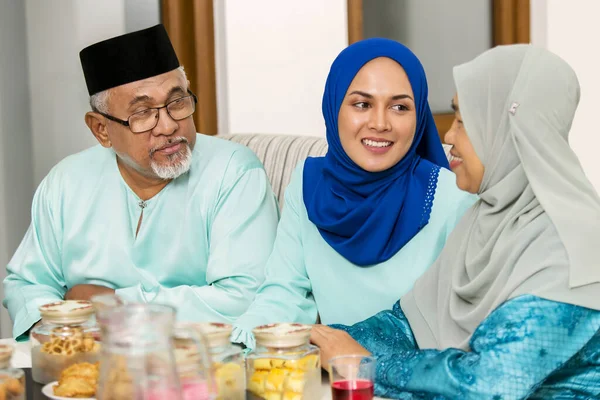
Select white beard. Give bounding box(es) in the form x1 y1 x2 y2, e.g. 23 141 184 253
150 143 192 180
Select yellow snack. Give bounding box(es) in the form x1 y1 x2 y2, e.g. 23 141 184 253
283 391 302 400
53 361 99 398
60 362 99 382
253 358 273 370
298 354 319 371
215 362 242 391
248 370 268 396
265 368 289 392
4 377 23 395
263 391 282 400
53 375 96 398
284 370 305 393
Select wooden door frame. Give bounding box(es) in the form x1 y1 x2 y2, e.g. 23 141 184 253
347 0 530 142
162 0 218 135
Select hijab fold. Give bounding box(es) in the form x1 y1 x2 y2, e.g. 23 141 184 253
401 45 600 351
303 38 449 267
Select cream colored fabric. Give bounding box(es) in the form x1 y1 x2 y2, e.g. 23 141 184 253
219 134 452 209
219 134 328 208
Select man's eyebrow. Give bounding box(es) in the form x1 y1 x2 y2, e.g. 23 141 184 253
127 86 187 108
129 95 152 108
166 86 187 98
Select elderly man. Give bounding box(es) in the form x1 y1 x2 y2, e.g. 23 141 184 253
3 25 279 338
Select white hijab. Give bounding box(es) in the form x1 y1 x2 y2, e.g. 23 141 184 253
401 45 600 351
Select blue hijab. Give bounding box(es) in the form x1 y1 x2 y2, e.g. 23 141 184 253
303 38 449 266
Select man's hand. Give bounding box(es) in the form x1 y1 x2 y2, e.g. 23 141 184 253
310 325 371 370
65 284 115 301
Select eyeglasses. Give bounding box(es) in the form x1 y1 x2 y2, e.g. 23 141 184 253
96 90 198 133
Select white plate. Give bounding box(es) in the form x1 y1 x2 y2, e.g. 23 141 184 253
41 381 96 400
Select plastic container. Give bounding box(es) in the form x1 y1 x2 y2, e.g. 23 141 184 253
30 300 100 384
246 323 321 400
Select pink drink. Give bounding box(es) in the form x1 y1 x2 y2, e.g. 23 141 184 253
331 379 374 400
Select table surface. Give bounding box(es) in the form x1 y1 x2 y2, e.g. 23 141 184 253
1 338 385 400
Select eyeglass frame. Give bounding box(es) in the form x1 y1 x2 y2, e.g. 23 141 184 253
94 89 198 133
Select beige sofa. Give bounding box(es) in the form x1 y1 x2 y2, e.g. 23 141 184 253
219 134 328 206
219 133 451 208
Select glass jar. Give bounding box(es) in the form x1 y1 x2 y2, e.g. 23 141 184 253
31 300 101 384
0 345 25 400
98 304 213 400
195 323 245 400
246 323 321 400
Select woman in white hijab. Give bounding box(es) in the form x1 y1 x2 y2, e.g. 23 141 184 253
311 44 600 399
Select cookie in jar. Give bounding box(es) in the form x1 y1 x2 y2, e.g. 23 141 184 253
31 300 100 384
0 345 25 400
246 323 321 400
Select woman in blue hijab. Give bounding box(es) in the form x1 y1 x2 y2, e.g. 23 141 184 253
233 38 475 348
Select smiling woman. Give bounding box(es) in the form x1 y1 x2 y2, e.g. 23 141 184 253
232 38 477 349
338 57 417 173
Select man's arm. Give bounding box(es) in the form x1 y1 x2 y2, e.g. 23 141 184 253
3 178 66 338
116 153 279 322
232 163 319 349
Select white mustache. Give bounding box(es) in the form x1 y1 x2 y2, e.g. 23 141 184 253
149 137 188 158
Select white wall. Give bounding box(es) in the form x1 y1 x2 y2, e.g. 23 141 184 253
362 0 492 114
125 0 161 33
214 0 348 137
25 0 126 186
531 0 600 193
0 0 35 339
0 0 158 338
25 0 160 186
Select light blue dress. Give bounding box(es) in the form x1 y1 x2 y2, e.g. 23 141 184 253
233 161 476 347
4 134 279 338
333 295 600 399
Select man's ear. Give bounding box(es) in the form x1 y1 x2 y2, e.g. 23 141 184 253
85 112 112 148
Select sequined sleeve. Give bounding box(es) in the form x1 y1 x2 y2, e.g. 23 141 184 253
331 295 600 399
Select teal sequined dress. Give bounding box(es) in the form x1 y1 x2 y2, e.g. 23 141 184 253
332 295 600 399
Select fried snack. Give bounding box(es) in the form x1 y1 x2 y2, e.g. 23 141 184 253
60 363 99 382
53 376 96 398
53 362 99 398
0 376 25 400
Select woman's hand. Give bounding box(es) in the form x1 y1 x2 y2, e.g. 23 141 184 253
310 325 370 370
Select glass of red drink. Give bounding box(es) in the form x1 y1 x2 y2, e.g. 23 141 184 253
329 355 375 400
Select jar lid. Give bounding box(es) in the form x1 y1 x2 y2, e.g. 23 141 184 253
253 323 312 348
0 345 13 369
39 300 94 325
193 323 233 348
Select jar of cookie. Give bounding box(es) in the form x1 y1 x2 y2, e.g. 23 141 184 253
195 323 245 400
246 323 321 400
31 300 101 384
0 345 26 400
